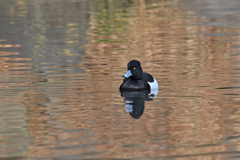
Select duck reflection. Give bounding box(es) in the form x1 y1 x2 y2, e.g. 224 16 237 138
120 89 158 119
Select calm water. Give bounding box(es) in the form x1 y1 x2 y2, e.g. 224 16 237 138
1 0 240 159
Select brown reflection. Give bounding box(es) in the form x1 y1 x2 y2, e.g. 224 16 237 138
0 44 21 48
0 41 30 87
81 0 240 159
0 41 33 156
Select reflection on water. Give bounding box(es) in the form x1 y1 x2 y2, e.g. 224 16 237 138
1 0 240 159
121 90 158 119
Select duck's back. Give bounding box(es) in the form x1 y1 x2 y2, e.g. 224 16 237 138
143 72 154 82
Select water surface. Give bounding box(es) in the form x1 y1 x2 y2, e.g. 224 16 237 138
1 0 240 159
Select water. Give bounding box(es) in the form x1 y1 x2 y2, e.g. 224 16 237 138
1 0 240 159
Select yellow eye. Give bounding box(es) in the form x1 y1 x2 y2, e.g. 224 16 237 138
133 67 136 70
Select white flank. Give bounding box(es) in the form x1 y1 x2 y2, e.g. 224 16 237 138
149 88 158 97
148 79 159 97
148 78 158 90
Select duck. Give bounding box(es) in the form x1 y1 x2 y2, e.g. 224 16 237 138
119 60 158 91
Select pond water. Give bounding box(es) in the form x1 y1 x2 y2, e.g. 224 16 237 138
1 0 240 159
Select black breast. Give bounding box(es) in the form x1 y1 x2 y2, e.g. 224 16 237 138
119 79 150 90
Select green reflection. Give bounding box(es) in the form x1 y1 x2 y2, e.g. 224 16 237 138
88 0 130 43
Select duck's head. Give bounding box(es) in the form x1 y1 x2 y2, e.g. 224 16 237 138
122 60 143 80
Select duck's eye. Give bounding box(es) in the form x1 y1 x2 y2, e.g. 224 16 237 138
133 67 136 70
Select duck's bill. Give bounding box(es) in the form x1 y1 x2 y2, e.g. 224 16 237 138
123 70 132 77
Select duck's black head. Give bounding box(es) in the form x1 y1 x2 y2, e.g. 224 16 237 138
123 60 143 80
